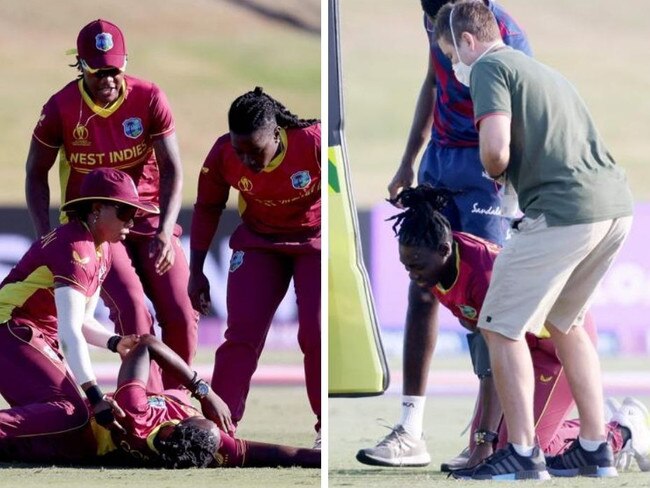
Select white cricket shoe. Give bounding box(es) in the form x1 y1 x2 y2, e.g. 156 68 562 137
604 397 622 422
612 397 650 472
356 425 431 467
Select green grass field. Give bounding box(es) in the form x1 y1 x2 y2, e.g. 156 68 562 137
339 0 650 206
329 357 650 487
329 393 650 488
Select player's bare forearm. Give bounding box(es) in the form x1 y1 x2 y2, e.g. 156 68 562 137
189 248 209 274
118 334 195 388
400 61 436 167
25 139 58 236
153 134 183 236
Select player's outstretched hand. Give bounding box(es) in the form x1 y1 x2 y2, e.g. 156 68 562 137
200 391 234 435
387 164 415 206
149 231 175 275
94 396 127 435
188 271 211 316
116 334 140 358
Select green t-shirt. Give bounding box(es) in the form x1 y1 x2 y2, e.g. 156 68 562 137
471 48 633 226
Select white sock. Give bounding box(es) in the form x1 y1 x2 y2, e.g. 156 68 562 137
511 443 535 457
398 395 426 438
579 436 603 452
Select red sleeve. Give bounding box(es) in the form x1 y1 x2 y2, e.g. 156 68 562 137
113 380 150 419
50 238 95 295
312 124 321 168
148 84 175 139
32 96 63 148
190 137 231 251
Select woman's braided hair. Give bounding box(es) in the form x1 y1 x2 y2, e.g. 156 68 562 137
387 184 456 249
228 86 319 134
157 422 218 469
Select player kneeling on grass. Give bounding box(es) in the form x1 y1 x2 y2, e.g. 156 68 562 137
356 185 650 474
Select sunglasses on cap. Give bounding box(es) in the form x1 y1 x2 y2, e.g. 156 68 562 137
111 203 138 222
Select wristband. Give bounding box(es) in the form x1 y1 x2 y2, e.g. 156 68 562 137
95 408 115 426
85 385 104 406
107 335 122 353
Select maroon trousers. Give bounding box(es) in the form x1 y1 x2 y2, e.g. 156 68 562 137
0 321 96 462
470 314 624 454
101 233 198 390
211 225 321 431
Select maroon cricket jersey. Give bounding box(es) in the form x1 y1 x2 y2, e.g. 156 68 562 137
191 124 321 249
32 75 174 235
431 231 500 327
113 381 243 466
0 221 110 340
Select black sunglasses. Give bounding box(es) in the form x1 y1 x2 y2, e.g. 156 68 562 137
111 203 138 222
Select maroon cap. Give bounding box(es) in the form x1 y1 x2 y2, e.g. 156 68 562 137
61 168 159 214
77 19 127 71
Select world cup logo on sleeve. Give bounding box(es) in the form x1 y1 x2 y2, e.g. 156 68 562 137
229 250 245 272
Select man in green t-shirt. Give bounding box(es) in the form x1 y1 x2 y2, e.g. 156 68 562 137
433 1 633 481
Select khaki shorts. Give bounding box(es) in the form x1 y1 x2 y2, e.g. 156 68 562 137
478 214 632 340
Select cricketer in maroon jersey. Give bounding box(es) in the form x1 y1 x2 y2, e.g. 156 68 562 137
357 185 627 468
107 334 319 468
25 19 198 391
0 333 320 468
0 169 155 455
189 88 321 441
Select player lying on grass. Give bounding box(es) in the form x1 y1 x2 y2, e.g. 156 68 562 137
356 185 649 473
0 333 320 468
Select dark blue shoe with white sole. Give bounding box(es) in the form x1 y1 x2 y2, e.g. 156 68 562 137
546 439 618 478
452 443 550 480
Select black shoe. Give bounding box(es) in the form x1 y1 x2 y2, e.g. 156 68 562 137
452 444 550 480
546 439 618 477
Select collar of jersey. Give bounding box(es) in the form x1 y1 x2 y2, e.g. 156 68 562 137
147 419 181 454
78 78 127 118
435 240 460 294
262 127 288 173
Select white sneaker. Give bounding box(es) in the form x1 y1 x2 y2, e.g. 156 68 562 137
356 425 431 467
313 430 321 450
612 397 650 472
604 397 622 422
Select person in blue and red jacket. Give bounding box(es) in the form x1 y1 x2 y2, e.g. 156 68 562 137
371 0 532 468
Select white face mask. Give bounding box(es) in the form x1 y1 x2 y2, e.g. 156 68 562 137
449 6 502 87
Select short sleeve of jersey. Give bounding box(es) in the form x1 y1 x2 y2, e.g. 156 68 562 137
191 136 231 251
50 239 96 295
114 381 150 420
470 59 512 124
32 96 63 148
148 84 175 139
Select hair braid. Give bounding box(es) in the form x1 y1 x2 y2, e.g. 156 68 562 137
228 86 319 134
157 423 218 469
386 184 456 250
